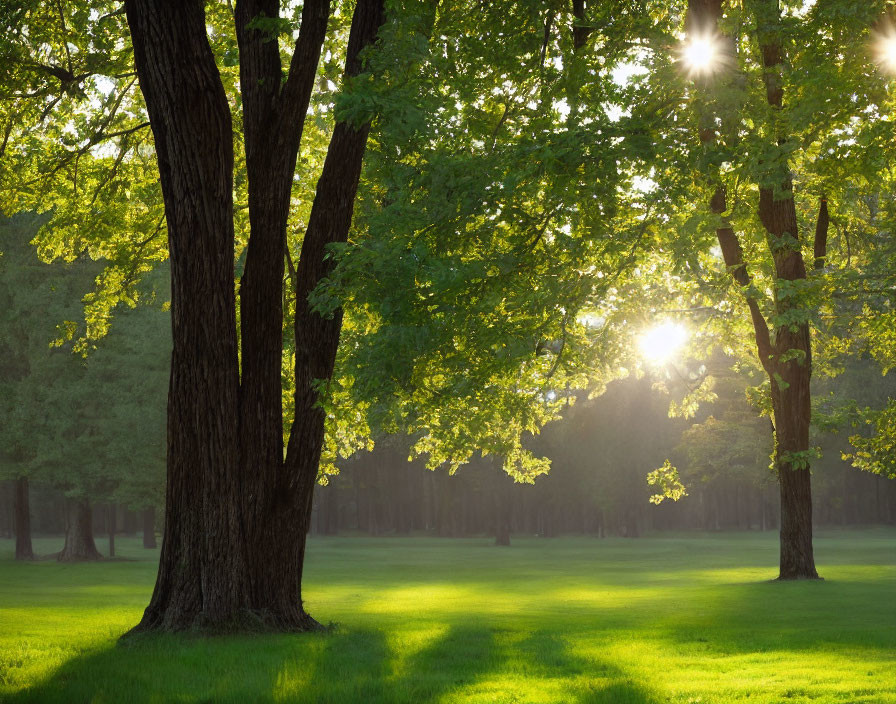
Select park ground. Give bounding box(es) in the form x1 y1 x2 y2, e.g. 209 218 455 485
0 530 894 703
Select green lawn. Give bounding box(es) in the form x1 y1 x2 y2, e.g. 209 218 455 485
0 530 894 703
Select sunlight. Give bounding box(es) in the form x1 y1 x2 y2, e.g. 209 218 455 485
680 34 721 76
639 322 688 365
874 30 896 73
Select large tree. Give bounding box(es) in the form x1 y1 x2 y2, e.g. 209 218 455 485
112 0 386 632
1 0 655 631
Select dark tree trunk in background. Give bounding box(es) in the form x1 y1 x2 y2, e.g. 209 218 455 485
107 504 116 558
14 477 34 561
493 462 512 546
3 482 14 538
124 0 385 634
142 507 157 548
58 498 103 562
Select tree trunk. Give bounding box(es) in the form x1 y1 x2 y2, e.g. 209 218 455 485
4 481 14 539
142 507 157 548
124 0 385 634
58 498 103 562
755 2 819 579
772 375 818 578
688 0 819 580
493 462 512 546
14 477 34 561
107 504 116 558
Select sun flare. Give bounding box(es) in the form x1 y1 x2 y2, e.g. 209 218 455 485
680 34 721 76
874 30 896 73
639 322 688 365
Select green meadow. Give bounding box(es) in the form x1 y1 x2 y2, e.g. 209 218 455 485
1 531 894 704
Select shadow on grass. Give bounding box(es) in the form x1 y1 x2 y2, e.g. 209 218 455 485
6 624 662 704
659 576 896 658
512 630 661 704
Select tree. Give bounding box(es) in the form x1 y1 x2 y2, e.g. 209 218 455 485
3 0 653 630
97 0 385 632
0 215 169 560
0 214 102 560
626 0 894 578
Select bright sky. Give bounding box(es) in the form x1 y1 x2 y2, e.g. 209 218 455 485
639 322 688 365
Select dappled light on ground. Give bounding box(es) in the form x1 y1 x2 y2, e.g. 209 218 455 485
1 532 894 703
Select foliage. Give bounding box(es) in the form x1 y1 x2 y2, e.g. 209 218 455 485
2 0 895 490
844 400 896 479
0 215 167 510
647 459 687 504
323 0 678 478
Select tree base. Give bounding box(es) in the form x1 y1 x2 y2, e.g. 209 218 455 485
776 571 822 581
57 548 104 563
58 498 103 562
120 608 326 641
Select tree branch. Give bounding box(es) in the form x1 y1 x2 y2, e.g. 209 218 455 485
280 0 331 129
813 196 829 270
571 0 591 51
712 191 774 372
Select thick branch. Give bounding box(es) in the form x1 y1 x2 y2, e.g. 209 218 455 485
712 188 773 371
234 0 283 160
284 0 386 477
280 0 331 129
235 0 330 493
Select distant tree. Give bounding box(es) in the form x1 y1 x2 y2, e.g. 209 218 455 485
0 215 100 559
0 216 168 560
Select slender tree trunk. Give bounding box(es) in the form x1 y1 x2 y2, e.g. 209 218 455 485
493 461 512 546
107 504 116 557
4 482 13 539
755 1 819 579
142 507 157 548
688 0 818 579
14 477 34 561
58 498 103 562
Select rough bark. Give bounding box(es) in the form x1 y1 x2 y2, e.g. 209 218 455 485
14 477 34 561
125 0 245 631
58 498 103 562
142 507 157 549
755 1 818 580
124 0 385 634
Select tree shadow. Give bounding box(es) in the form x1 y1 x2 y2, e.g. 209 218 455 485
658 576 896 658
6 623 663 704
511 629 662 704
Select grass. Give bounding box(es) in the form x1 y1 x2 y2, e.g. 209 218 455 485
0 530 894 703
